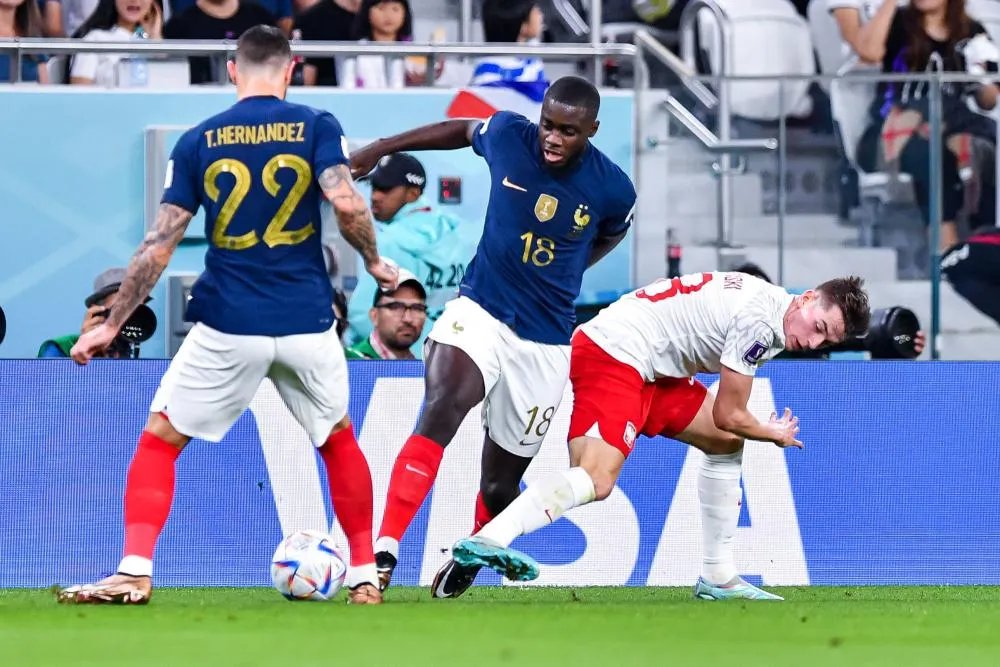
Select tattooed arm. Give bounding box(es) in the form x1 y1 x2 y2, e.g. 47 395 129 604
319 163 380 268
106 203 193 331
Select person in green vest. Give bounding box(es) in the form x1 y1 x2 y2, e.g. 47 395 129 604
38 267 152 358
345 268 428 360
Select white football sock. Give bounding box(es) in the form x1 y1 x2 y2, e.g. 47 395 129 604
698 450 744 585
117 555 153 578
374 536 399 560
476 467 596 547
346 563 378 590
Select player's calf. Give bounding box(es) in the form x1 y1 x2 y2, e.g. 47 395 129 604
569 435 627 501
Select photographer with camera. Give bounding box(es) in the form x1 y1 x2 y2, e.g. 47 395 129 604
38 268 157 359
733 263 925 359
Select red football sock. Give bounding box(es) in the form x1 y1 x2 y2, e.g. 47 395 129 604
473 492 494 534
378 434 445 542
122 430 182 561
319 426 375 567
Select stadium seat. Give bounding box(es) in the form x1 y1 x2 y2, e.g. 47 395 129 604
694 0 816 121
807 0 855 93
967 0 1000 43
829 61 914 212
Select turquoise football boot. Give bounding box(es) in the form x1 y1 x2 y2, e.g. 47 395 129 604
452 536 540 582
693 576 784 601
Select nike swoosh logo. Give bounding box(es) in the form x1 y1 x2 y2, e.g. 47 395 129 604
502 177 527 192
405 464 430 478
434 563 455 597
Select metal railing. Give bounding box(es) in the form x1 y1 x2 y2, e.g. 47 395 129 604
679 0 740 249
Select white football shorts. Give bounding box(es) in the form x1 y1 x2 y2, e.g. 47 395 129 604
149 322 348 445
427 296 570 457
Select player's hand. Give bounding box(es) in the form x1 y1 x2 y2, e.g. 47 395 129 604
349 144 382 180
766 407 803 449
81 305 108 334
914 330 926 356
367 256 399 292
70 323 118 366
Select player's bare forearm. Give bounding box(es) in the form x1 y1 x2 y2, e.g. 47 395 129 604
714 409 776 444
362 120 477 159
587 232 627 268
104 204 192 331
320 164 380 267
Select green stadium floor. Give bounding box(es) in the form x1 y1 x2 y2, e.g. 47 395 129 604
3 586 999 666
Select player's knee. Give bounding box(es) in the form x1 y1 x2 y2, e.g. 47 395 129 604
702 432 744 456
330 414 352 434
479 478 520 515
576 462 616 501
144 412 189 450
588 470 617 502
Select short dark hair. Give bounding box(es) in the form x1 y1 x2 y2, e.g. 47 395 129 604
482 0 536 43
815 276 871 338
544 75 601 117
352 0 413 41
237 25 292 67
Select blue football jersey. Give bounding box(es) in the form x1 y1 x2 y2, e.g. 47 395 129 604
463 110 636 345
162 95 349 337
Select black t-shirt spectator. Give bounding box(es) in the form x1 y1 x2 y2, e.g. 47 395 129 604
165 1 277 84
293 0 355 86
871 13 989 122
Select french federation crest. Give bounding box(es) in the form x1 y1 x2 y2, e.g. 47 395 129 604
534 194 558 222
571 204 591 236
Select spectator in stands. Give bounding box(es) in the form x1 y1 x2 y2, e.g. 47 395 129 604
63 0 98 38
164 0 275 84
69 0 162 86
345 269 428 360
941 224 1000 327
472 0 547 88
169 0 290 34
339 0 412 89
852 0 1000 252
829 1 901 64
0 0 49 83
39 0 64 36
38 267 152 358
346 153 479 351
293 0 358 86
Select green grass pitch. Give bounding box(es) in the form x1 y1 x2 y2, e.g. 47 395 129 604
2 586 999 666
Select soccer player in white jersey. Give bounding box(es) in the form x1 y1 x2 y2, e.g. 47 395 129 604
451 271 871 600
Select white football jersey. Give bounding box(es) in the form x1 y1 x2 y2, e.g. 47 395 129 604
579 272 794 381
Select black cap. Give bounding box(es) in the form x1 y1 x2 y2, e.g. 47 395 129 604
370 153 427 192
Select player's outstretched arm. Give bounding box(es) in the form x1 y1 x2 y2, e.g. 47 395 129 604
713 367 803 448
349 119 479 179
319 164 398 290
108 203 194 332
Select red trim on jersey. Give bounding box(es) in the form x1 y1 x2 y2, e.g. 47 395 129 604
969 232 1000 245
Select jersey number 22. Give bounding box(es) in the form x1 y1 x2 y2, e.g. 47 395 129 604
204 155 315 250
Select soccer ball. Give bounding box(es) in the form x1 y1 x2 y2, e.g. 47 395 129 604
270 530 348 601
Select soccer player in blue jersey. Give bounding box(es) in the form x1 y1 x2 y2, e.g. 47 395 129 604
349 75 637 598
57 26 396 606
